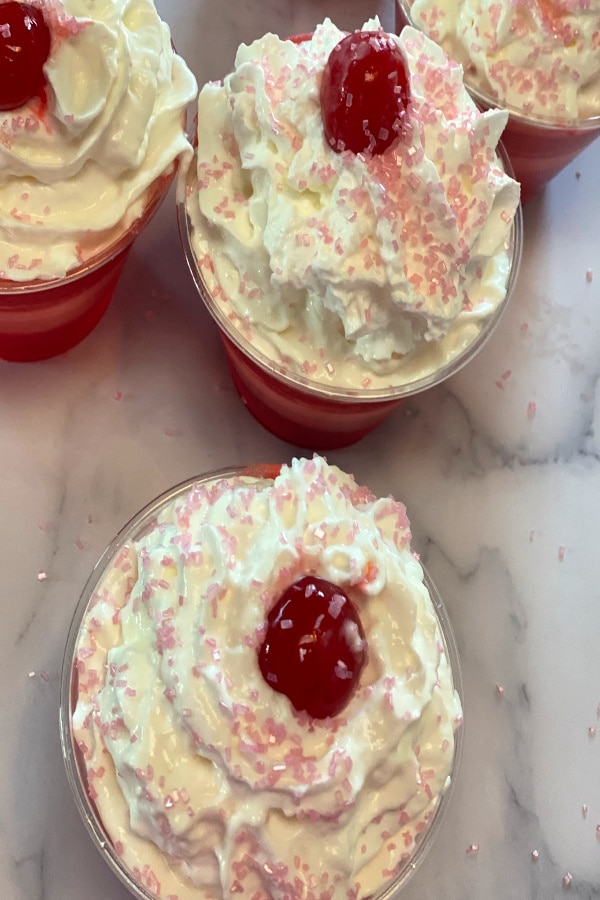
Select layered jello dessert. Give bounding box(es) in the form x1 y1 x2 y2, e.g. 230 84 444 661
396 0 600 201
60 456 463 900
0 0 197 360
179 17 522 450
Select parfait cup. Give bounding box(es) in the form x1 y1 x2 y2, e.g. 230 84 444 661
60 465 464 899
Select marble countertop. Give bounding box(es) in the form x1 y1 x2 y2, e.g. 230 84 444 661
2 1 599 899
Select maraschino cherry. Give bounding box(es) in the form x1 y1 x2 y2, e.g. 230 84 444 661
0 2 51 112
320 30 410 155
258 575 367 719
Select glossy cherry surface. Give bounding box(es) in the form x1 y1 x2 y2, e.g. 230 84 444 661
258 575 367 719
0 2 51 112
320 30 410 155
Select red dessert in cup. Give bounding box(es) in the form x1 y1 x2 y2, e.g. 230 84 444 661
0 0 196 361
180 20 522 450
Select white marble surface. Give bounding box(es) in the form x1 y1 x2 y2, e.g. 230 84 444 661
1 1 599 898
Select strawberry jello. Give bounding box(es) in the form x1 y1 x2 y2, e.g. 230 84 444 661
0 0 197 361
60 456 463 900
179 18 521 450
396 0 600 202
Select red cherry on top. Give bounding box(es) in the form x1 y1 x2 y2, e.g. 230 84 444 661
0 2 51 112
258 575 367 719
320 30 410 155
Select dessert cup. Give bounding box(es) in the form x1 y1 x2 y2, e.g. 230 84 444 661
0 167 176 362
395 0 600 204
60 465 464 900
178 160 522 451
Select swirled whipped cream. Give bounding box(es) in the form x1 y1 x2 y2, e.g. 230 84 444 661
72 457 462 900
185 17 519 392
0 0 197 281
405 0 600 119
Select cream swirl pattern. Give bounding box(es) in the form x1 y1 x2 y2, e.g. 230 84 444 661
0 0 197 280
72 457 462 900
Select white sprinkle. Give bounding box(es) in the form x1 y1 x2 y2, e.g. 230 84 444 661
531 850 539 862
466 843 479 857
588 724 596 738
37 572 47 582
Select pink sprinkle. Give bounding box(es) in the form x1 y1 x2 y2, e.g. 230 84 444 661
164 428 181 437
37 572 47 582
466 843 479 857
531 850 539 862
114 391 123 401
562 872 573 888
496 684 505 696
596 825 600 841
588 725 596 738
558 545 566 561
38 521 48 532
586 269 593 283
527 401 536 420
75 539 84 551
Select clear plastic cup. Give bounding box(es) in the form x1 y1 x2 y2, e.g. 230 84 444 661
395 0 600 204
178 160 522 451
0 167 176 362
59 465 464 900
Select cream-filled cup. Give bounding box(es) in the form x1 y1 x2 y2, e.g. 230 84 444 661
179 18 521 449
61 457 463 899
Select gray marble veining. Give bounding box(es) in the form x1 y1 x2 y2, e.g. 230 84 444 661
1 2 599 899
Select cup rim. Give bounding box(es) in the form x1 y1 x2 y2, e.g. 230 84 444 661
0 164 176 296
396 0 600 132
59 465 464 900
178 147 522 405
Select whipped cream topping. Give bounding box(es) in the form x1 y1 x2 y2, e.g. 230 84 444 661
0 0 197 281
185 18 519 392
72 457 462 900
407 0 600 119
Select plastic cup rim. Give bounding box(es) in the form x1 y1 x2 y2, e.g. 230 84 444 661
59 465 464 900
178 147 523 405
396 0 600 132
